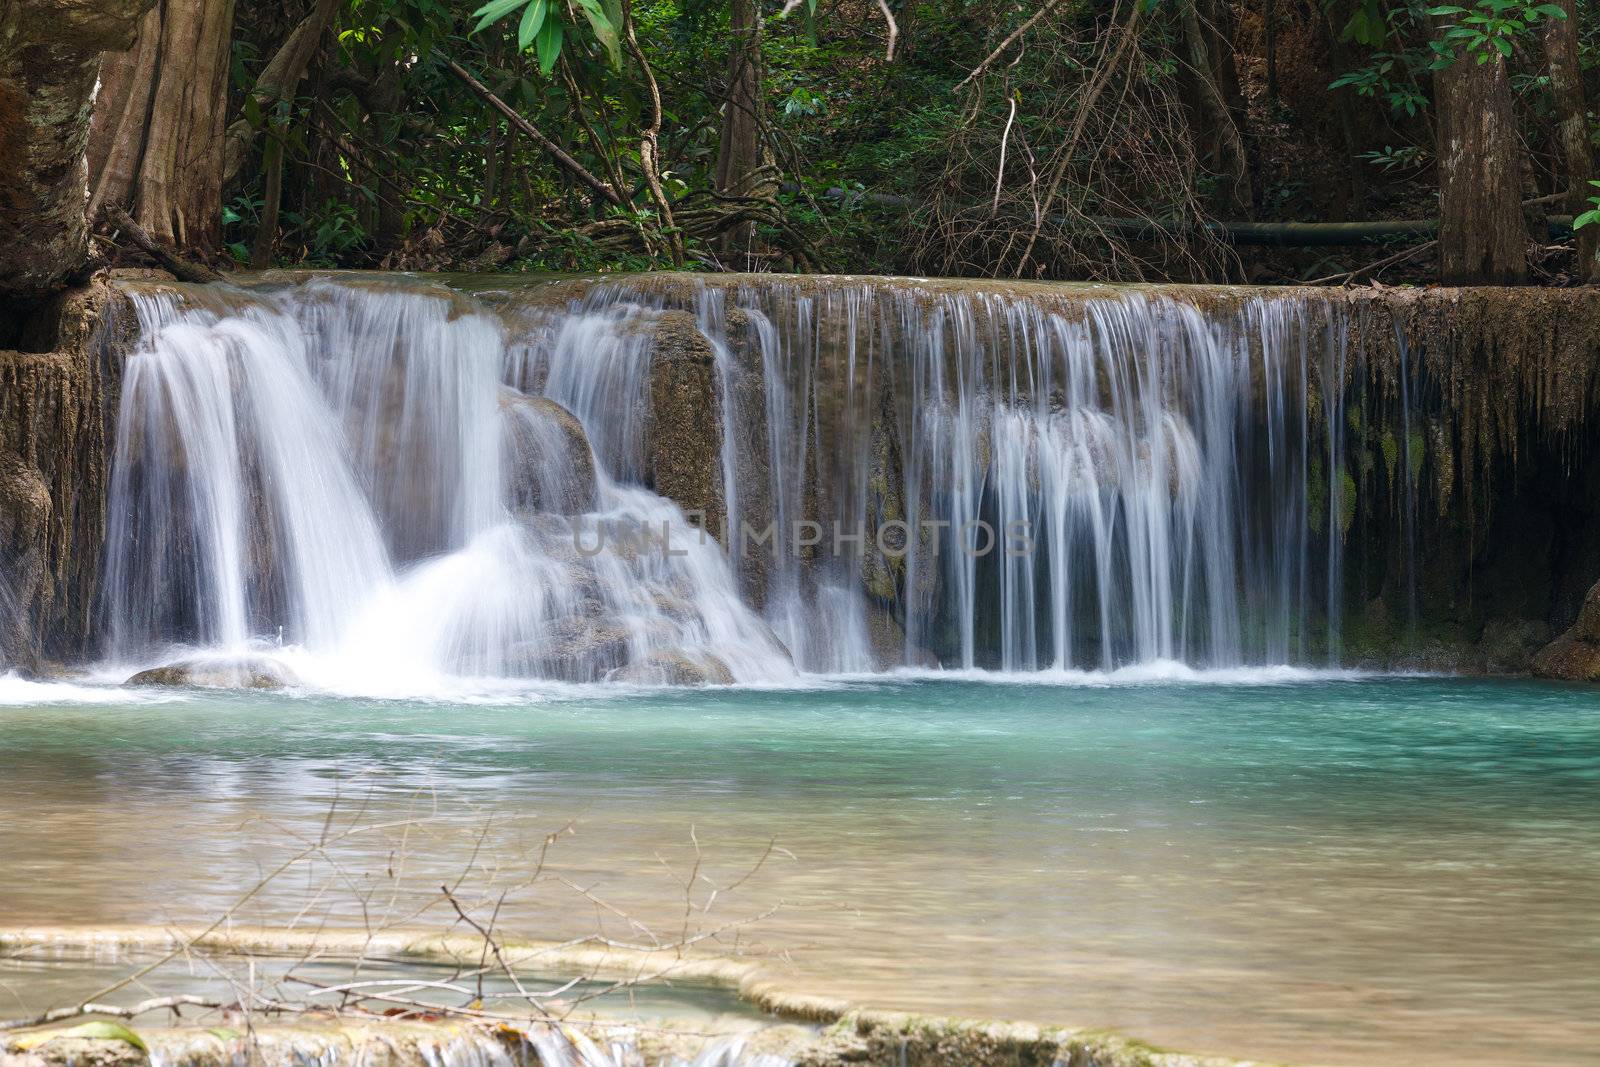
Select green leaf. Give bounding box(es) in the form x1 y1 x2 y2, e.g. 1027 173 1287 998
17 1022 153 1052
1493 35 1513 56
517 0 546 50
535 18 564 74
575 0 622 68
471 0 526 35
1532 3 1567 17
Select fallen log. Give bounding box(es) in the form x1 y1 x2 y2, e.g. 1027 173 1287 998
100 205 224 284
796 186 1578 247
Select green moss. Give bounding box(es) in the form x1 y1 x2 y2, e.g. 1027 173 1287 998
1308 456 1327 534
1380 428 1398 486
1407 428 1425 481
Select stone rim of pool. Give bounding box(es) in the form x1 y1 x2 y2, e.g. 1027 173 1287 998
0 924 1259 1067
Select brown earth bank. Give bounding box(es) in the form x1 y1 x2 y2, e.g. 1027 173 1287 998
5 271 1600 679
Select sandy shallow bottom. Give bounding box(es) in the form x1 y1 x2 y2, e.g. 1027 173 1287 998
2 672 1598 1065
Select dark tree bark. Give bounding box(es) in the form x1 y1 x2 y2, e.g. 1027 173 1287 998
0 0 153 297
1544 0 1599 281
714 0 764 258
715 0 763 195
88 0 237 259
1433 26 1528 284
1180 0 1251 216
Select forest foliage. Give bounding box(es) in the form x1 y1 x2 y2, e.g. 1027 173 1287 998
84 0 1600 283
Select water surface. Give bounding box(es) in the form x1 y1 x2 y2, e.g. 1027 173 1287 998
2 673 1597 1065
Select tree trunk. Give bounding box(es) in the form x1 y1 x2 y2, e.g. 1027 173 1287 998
0 0 153 298
1433 25 1527 284
714 0 764 260
88 0 237 259
1544 0 1599 281
715 0 763 196
249 124 284 268
1180 0 1251 216
221 0 339 188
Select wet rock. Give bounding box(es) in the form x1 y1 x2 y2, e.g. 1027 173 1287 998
1533 579 1600 681
526 615 632 682
0 451 50 671
611 649 734 686
645 311 725 541
865 603 938 671
1476 618 1550 674
862 386 907 606
721 306 775 605
500 390 597 514
127 655 300 690
0 1036 148 1067
1 279 133 668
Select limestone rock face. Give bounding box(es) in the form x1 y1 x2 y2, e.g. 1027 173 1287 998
718 306 774 606
0 452 50 669
611 649 734 686
500 390 598 514
0 278 133 670
127 654 300 690
1533 579 1600 681
864 603 938 671
645 311 725 542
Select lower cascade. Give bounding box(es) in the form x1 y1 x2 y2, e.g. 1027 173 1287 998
98 273 1383 686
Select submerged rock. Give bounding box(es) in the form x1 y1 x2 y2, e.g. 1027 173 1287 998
127 655 299 690
1533 579 1600 681
611 649 734 686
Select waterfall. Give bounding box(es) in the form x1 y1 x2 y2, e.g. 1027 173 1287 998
100 273 1350 689
103 277 795 691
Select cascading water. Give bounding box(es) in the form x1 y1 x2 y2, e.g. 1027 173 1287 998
103 277 795 692
99 273 1351 689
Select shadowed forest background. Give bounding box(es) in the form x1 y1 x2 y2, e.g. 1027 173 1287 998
6 0 1600 291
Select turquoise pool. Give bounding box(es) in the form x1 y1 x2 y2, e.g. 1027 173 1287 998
2 672 1597 1064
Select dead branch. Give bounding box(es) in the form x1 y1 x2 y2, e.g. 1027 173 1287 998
0 995 218 1033
954 0 1065 91
99 206 224 283
445 59 625 208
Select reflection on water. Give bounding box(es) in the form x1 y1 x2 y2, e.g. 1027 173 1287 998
2 676 1598 1065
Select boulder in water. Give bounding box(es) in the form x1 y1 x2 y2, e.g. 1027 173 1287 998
611 650 734 686
127 655 299 690
1533 579 1600 681
501 391 598 514
527 615 632 682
